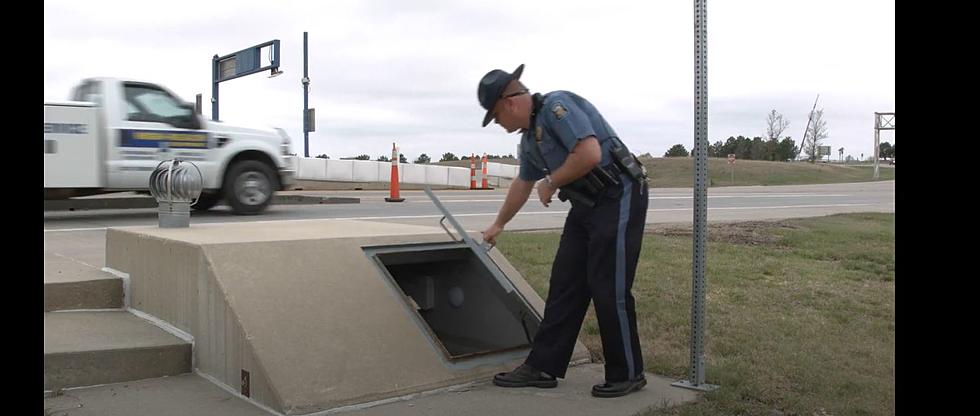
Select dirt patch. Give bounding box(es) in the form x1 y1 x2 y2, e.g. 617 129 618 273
646 220 791 246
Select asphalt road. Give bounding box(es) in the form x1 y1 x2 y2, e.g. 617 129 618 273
44 180 895 234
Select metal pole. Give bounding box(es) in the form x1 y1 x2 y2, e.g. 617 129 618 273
212 54 219 121
873 113 880 179
672 0 718 392
303 32 310 158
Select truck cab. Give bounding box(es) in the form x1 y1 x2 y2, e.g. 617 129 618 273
44 78 295 215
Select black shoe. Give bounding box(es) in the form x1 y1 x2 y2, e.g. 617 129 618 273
492 363 558 388
591 376 647 398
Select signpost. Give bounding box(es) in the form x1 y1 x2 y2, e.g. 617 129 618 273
727 154 735 184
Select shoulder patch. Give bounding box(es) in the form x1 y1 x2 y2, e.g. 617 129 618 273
552 103 567 120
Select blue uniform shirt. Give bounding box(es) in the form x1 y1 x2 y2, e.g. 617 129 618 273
518 91 619 182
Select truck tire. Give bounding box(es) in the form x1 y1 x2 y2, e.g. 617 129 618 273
223 160 278 215
191 191 223 211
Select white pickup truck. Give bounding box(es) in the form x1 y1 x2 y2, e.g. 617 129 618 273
44 78 295 215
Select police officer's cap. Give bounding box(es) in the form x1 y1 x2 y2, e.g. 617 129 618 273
477 64 524 127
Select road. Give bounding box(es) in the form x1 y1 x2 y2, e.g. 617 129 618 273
43 180 893 268
44 180 895 233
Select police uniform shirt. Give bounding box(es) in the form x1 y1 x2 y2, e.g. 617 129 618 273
518 91 619 182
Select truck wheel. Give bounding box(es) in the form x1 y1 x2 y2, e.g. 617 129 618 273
191 191 223 211
223 160 278 215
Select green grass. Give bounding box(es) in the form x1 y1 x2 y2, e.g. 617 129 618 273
639 157 895 188
436 157 894 188
497 213 895 416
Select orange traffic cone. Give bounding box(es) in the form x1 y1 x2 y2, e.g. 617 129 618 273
385 143 405 202
470 153 477 189
481 153 491 189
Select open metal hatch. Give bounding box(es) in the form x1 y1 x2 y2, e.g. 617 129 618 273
364 187 542 361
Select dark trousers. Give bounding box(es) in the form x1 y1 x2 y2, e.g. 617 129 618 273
525 174 648 382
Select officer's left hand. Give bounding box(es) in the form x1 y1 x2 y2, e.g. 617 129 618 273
537 179 557 207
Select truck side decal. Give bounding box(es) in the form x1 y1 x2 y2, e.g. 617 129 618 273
44 123 88 134
120 129 211 149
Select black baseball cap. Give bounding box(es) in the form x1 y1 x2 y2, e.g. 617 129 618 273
477 64 525 127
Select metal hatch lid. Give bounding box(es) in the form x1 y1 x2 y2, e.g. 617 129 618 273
423 186 542 323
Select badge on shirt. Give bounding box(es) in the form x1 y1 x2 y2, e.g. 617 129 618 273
552 103 567 120
535 126 543 143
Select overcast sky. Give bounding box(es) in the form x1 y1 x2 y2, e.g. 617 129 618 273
44 0 894 162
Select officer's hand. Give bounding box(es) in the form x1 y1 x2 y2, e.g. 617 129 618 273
537 179 557 207
481 223 503 248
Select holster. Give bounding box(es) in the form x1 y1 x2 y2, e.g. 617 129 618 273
557 164 623 207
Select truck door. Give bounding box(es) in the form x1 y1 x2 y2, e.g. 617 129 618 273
107 82 213 189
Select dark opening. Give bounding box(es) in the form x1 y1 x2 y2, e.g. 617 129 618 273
372 245 538 360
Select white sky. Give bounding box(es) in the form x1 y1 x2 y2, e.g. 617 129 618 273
44 0 895 162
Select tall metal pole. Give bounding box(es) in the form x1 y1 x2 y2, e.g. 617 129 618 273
672 0 718 392
212 54 220 121
873 113 880 179
303 32 310 158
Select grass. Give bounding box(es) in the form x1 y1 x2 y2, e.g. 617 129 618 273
436 157 894 188
637 157 895 188
497 213 895 416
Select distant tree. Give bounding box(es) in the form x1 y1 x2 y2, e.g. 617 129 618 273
414 153 431 164
399 153 408 163
776 137 798 161
879 142 894 160
664 144 689 157
734 136 752 160
765 110 790 161
440 152 459 162
803 109 829 162
709 140 725 158
354 154 371 160
750 136 767 160
315 154 330 159
377 155 390 162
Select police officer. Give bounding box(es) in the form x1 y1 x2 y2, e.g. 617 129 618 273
477 64 649 398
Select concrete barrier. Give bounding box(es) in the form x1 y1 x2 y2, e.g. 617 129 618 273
297 158 327 181
425 165 449 186
351 160 381 182
325 160 354 182
292 158 504 188
400 164 427 185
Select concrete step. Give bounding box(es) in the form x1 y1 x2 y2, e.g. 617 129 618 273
43 373 271 416
44 311 191 391
42 364 699 416
44 255 122 311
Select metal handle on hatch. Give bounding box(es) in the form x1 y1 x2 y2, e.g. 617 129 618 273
439 216 462 243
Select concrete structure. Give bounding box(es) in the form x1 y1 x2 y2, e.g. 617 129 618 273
287 157 519 189
103 219 589 415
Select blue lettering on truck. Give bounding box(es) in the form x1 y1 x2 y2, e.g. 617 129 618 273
119 130 211 149
44 123 88 134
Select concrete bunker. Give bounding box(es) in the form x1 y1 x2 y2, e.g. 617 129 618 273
369 243 541 360
105 219 589 415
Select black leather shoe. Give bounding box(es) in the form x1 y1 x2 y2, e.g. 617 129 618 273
591 376 647 398
492 363 558 388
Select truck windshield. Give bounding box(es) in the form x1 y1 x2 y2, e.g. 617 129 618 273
124 83 193 125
